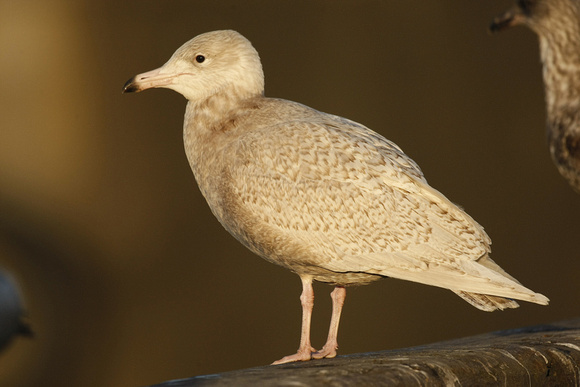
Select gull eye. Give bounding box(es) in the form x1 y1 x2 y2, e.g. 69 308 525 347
195 55 206 63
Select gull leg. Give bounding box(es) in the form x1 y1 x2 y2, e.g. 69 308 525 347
272 276 316 365
312 286 346 359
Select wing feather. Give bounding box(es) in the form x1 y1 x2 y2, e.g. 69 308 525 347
226 116 546 303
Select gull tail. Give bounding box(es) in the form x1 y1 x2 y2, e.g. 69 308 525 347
453 290 520 311
453 255 549 312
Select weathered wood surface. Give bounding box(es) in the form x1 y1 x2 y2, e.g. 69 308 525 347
152 318 580 386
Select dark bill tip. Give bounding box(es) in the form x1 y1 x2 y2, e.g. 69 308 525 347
489 17 514 33
122 76 140 94
489 8 522 34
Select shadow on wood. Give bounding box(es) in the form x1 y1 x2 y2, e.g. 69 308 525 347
151 318 580 386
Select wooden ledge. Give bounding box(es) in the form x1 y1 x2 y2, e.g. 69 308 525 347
152 318 580 386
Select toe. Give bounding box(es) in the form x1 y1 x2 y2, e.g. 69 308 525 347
271 349 314 365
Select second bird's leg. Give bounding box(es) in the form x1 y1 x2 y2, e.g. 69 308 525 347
312 286 346 359
271 276 316 365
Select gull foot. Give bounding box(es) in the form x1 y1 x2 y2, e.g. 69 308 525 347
311 345 337 359
271 347 316 365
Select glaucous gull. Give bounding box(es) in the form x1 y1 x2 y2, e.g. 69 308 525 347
491 0 580 193
123 30 549 364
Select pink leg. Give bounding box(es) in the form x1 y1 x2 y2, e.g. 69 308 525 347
312 286 346 359
272 276 316 365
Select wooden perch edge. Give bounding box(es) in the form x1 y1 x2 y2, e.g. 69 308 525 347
151 318 580 386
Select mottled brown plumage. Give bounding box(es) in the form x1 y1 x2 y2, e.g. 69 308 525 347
491 0 580 192
123 30 548 364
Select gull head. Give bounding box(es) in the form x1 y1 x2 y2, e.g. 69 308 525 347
123 30 265 102
490 0 578 34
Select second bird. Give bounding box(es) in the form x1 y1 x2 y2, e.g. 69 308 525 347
492 0 580 193
123 30 549 365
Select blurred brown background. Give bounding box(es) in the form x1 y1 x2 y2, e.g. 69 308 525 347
0 1 578 386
